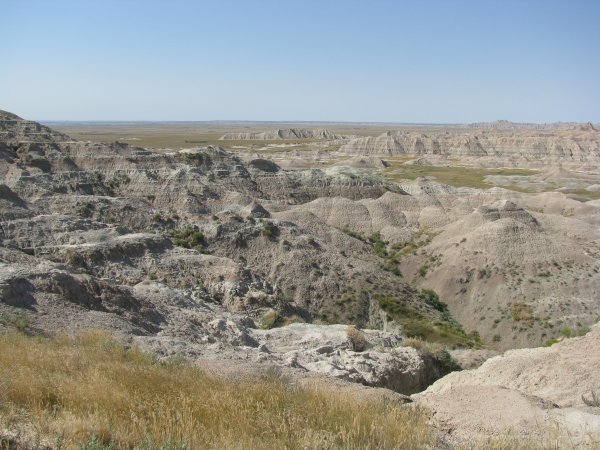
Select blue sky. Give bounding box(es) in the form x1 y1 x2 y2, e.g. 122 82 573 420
2 0 599 122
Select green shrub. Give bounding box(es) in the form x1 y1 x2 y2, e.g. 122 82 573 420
420 289 447 312
559 326 590 339
369 233 388 258
560 327 574 338
339 227 367 242
170 227 205 250
543 338 559 347
77 201 95 217
261 221 277 239
259 310 281 329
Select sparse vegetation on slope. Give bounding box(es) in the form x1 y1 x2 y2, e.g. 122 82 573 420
0 331 435 449
375 290 482 349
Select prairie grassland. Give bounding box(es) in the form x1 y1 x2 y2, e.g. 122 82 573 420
0 331 435 449
382 163 538 190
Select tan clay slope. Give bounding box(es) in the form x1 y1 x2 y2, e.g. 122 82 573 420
414 324 600 447
402 199 600 349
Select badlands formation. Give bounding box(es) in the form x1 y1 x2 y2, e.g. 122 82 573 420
2 110 600 446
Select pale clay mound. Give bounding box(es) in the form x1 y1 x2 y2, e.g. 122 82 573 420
414 324 600 447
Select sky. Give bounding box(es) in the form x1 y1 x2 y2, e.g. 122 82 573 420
2 0 599 123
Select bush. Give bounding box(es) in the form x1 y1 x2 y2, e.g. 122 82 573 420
259 310 282 329
369 233 388 258
259 310 303 329
77 201 95 217
420 289 447 312
106 172 131 193
559 326 590 339
510 302 535 327
560 327 574 338
478 268 491 279
346 326 368 352
170 227 205 250
401 319 481 349
261 221 277 239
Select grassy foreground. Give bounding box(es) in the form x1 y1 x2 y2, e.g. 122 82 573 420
0 331 434 449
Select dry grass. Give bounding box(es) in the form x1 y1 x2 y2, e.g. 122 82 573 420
0 331 435 449
345 326 368 352
401 337 443 354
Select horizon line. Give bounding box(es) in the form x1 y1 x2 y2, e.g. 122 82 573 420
37 119 597 126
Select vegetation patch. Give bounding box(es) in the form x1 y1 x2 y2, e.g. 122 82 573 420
510 302 535 327
382 163 538 190
390 228 437 258
259 310 303 329
559 326 590 338
106 172 131 193
169 227 205 250
261 220 278 239
338 227 367 242
176 151 208 164
0 311 31 333
375 293 481 349
346 326 368 352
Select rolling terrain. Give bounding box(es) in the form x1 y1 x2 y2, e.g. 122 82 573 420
2 110 600 447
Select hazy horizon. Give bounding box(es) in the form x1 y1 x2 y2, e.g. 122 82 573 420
3 0 600 123
38 119 598 126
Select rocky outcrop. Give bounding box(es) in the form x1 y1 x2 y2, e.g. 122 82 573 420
339 129 600 168
220 128 350 140
466 120 596 130
252 324 455 394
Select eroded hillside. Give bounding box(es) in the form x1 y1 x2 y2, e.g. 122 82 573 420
1 110 599 387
